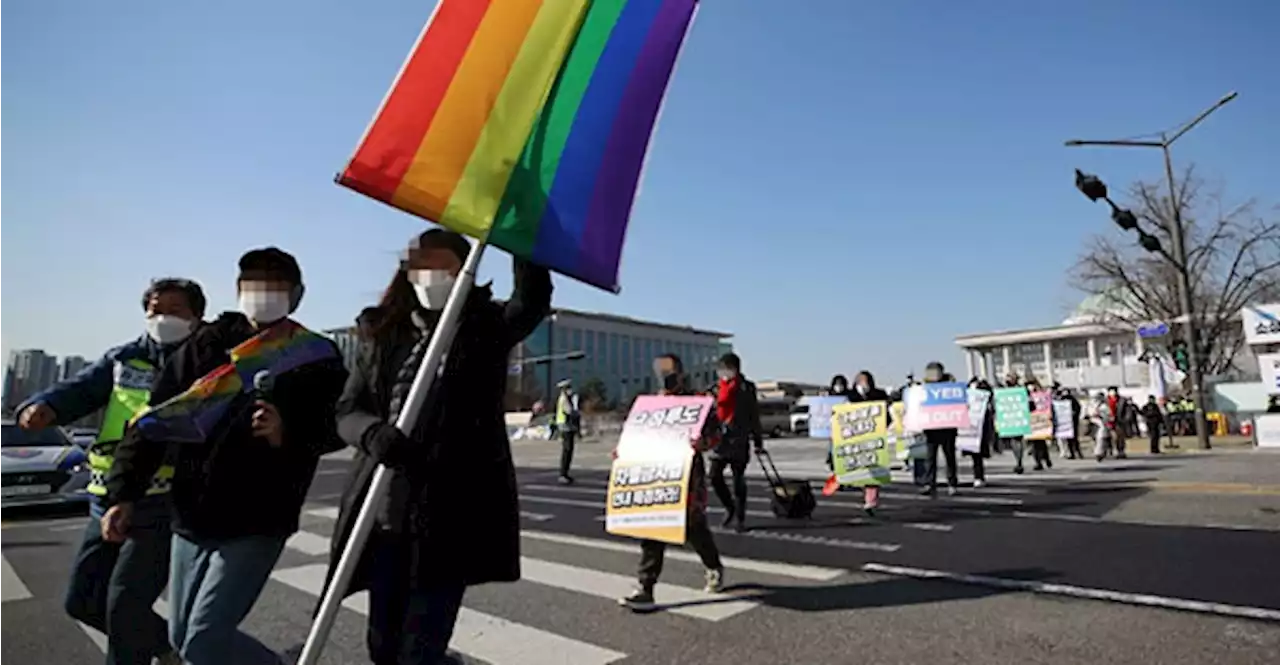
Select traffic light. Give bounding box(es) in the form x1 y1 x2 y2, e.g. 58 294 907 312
1172 343 1189 372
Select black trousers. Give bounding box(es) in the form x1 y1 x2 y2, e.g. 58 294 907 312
708 456 747 520
559 430 577 477
1031 440 1051 468
966 451 985 482
638 512 722 588
366 534 466 665
1147 423 1162 453
924 439 958 489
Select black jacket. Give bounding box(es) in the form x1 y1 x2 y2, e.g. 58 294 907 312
709 376 763 462
106 313 348 540
327 260 551 594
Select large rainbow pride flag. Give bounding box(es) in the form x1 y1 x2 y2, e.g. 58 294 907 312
131 321 339 444
337 0 698 292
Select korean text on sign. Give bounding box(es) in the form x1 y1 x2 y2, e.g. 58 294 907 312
606 395 713 545
830 401 892 487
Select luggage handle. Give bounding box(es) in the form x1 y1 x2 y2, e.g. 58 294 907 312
755 449 784 489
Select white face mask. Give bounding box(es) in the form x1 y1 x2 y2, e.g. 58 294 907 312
146 314 194 345
239 287 292 324
856 383 869 395
408 270 455 310
716 369 736 381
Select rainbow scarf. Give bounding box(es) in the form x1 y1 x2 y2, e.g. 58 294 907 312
131 320 339 444
337 0 698 292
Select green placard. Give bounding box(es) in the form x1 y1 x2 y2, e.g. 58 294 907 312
994 387 1032 437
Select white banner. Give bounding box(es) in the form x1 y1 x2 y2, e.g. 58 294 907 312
1258 353 1280 396
1254 414 1280 449
1243 304 1280 346
1052 400 1076 439
955 389 989 454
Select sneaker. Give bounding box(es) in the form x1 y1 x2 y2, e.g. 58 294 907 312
558 475 574 485
704 568 724 593
919 486 936 497
154 651 183 665
733 518 746 533
973 479 986 488
946 486 958 497
618 586 655 609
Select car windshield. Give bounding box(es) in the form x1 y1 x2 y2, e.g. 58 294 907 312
2 425 71 447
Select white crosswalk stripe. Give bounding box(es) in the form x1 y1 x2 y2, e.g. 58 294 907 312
1 553 33 603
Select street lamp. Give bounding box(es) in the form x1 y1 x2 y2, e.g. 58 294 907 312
1066 91 1238 450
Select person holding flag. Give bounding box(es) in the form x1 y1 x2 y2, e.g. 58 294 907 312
321 229 551 665
17 278 205 665
102 248 347 665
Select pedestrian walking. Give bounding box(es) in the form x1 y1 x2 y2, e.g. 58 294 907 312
966 379 995 488
1025 379 1053 471
319 229 551 664
1106 386 1128 458
1141 395 1165 454
555 379 582 485
103 248 347 665
920 362 961 496
1054 384 1084 459
18 278 205 665
620 353 726 610
998 373 1029 474
708 353 764 532
1088 392 1112 460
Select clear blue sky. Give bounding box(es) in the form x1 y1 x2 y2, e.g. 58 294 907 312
3 1 1277 384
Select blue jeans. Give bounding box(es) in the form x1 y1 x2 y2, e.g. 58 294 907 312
64 497 173 665
167 533 286 665
367 535 467 665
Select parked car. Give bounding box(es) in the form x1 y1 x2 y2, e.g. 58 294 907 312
1 420 91 507
789 402 810 436
758 398 793 438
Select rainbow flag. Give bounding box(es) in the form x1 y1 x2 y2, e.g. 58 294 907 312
338 0 698 292
131 321 340 444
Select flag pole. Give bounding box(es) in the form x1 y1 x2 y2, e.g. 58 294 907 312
296 238 488 665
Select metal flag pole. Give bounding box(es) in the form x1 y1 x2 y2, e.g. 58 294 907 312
296 239 489 665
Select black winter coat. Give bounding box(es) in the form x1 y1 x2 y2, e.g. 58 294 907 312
327 261 552 595
107 313 348 540
708 377 763 462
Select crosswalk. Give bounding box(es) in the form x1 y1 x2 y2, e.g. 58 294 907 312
0 469 1088 664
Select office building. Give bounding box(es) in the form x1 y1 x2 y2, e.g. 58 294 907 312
515 307 732 407
324 307 732 410
4 349 59 411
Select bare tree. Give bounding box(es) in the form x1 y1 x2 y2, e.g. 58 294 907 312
1071 166 1280 376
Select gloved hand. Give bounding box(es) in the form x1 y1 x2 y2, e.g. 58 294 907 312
366 423 412 469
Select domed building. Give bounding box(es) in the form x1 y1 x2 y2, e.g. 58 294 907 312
954 290 1164 392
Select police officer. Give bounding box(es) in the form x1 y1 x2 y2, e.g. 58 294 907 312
17 278 205 665
556 379 582 484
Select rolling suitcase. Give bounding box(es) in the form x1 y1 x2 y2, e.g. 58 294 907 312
756 449 816 519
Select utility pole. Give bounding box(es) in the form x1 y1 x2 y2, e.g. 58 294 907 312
1066 91 1238 450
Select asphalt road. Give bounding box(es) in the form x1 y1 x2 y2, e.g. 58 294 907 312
4 442 1280 665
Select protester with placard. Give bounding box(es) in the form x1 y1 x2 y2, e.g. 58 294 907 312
994 375 1033 474
1054 384 1083 459
961 379 995 487
1026 382 1054 471
914 362 963 496
618 354 726 611
830 401 892 490
320 231 552 664
1087 392 1113 460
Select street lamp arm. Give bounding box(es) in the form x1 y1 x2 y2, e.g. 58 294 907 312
1166 91 1238 147
1064 139 1164 148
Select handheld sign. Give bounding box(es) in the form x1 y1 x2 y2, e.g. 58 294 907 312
1028 390 1054 440
830 401 892 486
606 394 712 545
994 387 1032 437
806 396 848 440
903 382 971 431
1052 399 1076 439
955 389 990 454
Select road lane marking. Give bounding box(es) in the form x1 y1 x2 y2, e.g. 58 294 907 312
552 480 1024 506
0 517 88 530
1 554 33 603
521 530 845 581
862 562 1280 622
272 564 627 665
1144 481 1280 496
302 505 553 524
286 530 332 556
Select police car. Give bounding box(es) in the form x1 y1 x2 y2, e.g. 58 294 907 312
1 419 91 507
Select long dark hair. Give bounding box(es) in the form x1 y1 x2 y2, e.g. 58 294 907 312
369 267 422 340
